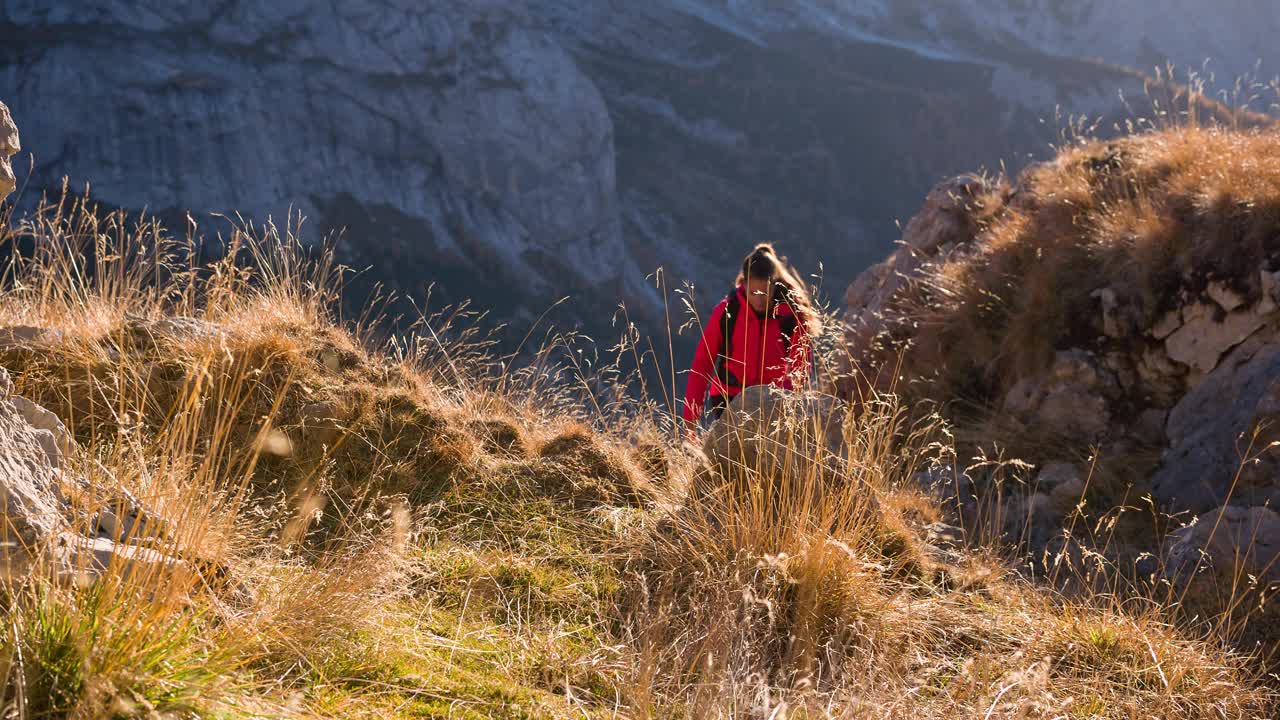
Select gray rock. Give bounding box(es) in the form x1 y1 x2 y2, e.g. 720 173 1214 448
897 174 996 255
1260 270 1280 314
0 391 71 578
1035 462 1081 494
125 314 227 351
54 534 189 585
0 325 59 351
1002 350 1114 441
8 395 74 469
1164 505 1280 618
1005 491 1057 553
699 386 849 505
0 101 15 202
89 483 170 547
0 382 178 580
0 2 656 329
1150 310 1183 340
1133 408 1169 446
1048 474 1087 515
1152 336 1280 514
911 463 973 503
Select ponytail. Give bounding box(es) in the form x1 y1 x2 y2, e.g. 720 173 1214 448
735 243 823 336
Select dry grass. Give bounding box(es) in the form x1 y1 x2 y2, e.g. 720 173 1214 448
889 125 1280 407
0 191 1272 718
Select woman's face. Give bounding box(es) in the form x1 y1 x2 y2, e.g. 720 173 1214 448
745 275 773 314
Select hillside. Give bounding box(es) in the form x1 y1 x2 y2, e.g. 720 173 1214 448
0 114 1276 716
844 121 1280 658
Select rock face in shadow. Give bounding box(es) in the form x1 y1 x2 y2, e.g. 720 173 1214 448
4 1 1253 345
0 2 644 331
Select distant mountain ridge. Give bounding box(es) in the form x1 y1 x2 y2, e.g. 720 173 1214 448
1 1 1276 340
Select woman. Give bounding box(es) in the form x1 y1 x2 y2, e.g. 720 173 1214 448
682 244 822 427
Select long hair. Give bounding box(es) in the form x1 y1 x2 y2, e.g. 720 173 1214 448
734 243 823 336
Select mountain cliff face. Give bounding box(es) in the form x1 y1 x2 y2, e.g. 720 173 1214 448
1 1 1276 337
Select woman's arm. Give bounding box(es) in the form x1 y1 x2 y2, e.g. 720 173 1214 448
682 300 727 423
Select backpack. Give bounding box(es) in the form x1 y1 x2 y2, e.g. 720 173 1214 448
714 287 799 391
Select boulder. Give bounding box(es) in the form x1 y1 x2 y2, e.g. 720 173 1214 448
1153 338 1280 514
0 373 178 581
699 386 849 505
1150 310 1183 340
897 174 997 255
0 101 16 202
54 534 191 585
1035 462 1085 514
911 463 973 503
843 174 1004 393
0 385 72 578
1164 505 1280 628
1002 350 1114 441
9 395 73 469
1206 281 1247 313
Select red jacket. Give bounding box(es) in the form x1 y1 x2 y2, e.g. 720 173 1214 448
682 285 812 422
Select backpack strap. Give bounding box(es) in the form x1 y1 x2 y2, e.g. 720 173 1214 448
714 290 742 390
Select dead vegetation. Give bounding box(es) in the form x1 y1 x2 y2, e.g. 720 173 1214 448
0 189 1272 718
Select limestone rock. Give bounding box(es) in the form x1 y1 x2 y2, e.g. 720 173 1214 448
9 395 74 469
1091 287 1142 339
0 101 16 202
0 325 60 352
1206 281 1247 313
55 534 191 584
1260 269 1280 314
1035 462 1081 493
1049 475 1087 515
1165 302 1265 374
898 174 996 255
1002 350 1113 441
699 386 849 504
1005 491 1056 552
843 174 1004 392
0 392 70 578
125 314 227 350
1150 310 1183 340
912 464 973 502
0 381 178 580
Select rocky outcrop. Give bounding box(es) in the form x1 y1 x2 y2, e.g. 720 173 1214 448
0 2 648 331
1164 505 1280 646
842 130 1280 644
0 365 182 584
842 174 1005 395
0 100 16 203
